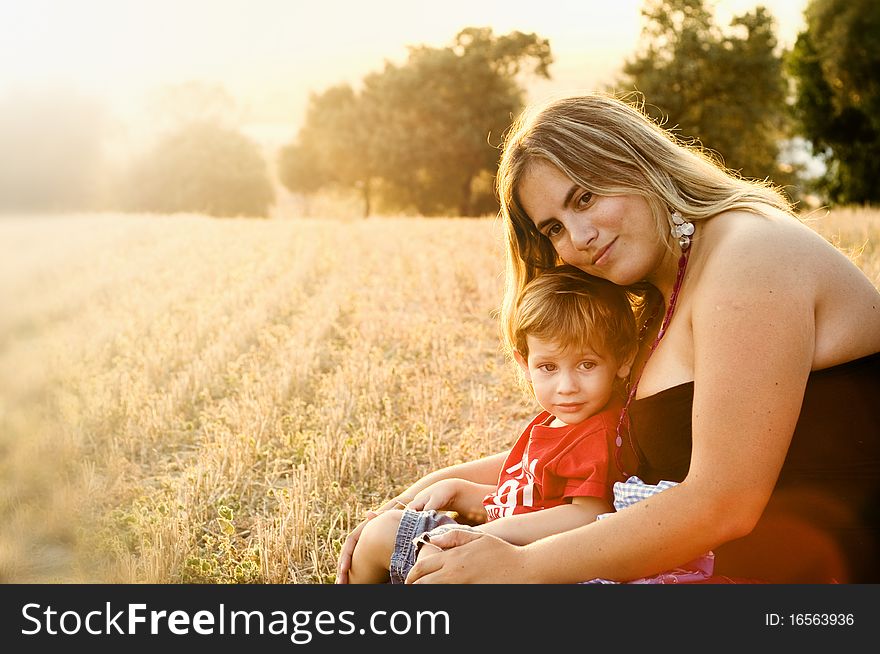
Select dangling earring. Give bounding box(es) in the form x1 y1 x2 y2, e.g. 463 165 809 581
670 210 694 251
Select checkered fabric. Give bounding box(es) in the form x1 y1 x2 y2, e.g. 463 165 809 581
597 476 679 519
583 476 715 584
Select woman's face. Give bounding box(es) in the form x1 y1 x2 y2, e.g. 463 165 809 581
518 160 667 287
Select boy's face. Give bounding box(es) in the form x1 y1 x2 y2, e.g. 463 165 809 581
514 335 632 426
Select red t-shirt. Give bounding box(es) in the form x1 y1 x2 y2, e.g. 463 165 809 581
483 401 625 520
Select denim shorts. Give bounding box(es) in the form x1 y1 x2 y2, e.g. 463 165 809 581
389 508 459 584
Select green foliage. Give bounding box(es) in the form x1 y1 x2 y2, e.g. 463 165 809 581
125 121 275 218
788 0 880 204
619 0 791 186
279 27 552 217
181 504 262 584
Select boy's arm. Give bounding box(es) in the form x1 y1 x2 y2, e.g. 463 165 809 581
407 479 495 513
409 479 497 524
474 496 611 546
387 452 507 509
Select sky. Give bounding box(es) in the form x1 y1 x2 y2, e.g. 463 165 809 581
1 0 809 145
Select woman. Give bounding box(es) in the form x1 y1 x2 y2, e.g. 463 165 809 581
338 93 880 584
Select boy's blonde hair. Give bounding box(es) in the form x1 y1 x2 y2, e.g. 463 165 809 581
512 265 637 371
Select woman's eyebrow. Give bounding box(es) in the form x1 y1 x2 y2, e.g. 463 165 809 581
534 183 580 232
563 183 580 207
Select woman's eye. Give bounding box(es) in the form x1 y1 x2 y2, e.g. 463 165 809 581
547 223 562 237
577 191 593 207
580 361 596 370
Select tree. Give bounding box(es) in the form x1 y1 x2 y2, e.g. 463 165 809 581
278 142 326 196
369 28 552 216
278 84 379 218
619 0 790 185
788 0 880 204
279 27 552 217
125 121 275 217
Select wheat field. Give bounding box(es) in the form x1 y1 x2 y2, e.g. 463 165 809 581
1 208 878 584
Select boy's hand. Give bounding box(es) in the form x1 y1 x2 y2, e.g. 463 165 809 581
410 479 496 521
408 479 464 512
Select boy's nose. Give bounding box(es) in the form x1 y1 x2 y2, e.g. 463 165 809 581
556 371 579 394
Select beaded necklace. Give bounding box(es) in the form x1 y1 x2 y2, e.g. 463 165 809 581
614 246 692 477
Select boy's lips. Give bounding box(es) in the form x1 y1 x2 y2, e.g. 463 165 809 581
554 402 585 413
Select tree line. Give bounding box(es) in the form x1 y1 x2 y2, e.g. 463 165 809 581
277 0 878 215
279 27 551 218
1 0 876 217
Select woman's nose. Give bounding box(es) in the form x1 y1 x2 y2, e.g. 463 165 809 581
568 220 598 251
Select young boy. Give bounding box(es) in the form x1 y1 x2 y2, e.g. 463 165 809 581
346 265 638 584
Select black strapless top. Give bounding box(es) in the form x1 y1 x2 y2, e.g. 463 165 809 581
628 352 880 583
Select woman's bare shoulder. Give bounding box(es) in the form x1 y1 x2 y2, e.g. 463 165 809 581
703 207 825 252
694 208 880 365
694 209 823 293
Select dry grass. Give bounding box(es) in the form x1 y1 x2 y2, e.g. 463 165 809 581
1 208 878 583
0 213 528 583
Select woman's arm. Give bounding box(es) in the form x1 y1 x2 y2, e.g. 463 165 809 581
407 479 734 583
408 218 818 583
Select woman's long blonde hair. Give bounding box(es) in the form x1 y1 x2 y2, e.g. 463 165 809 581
497 92 793 358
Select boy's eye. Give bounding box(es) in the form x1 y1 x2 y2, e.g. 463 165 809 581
537 363 557 373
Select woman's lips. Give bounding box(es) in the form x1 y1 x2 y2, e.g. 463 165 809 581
593 238 616 266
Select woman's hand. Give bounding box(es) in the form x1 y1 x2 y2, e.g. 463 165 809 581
336 496 408 584
335 511 377 584
404 528 533 584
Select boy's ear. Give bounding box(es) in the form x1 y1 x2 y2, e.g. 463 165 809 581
513 350 531 380
616 350 637 380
